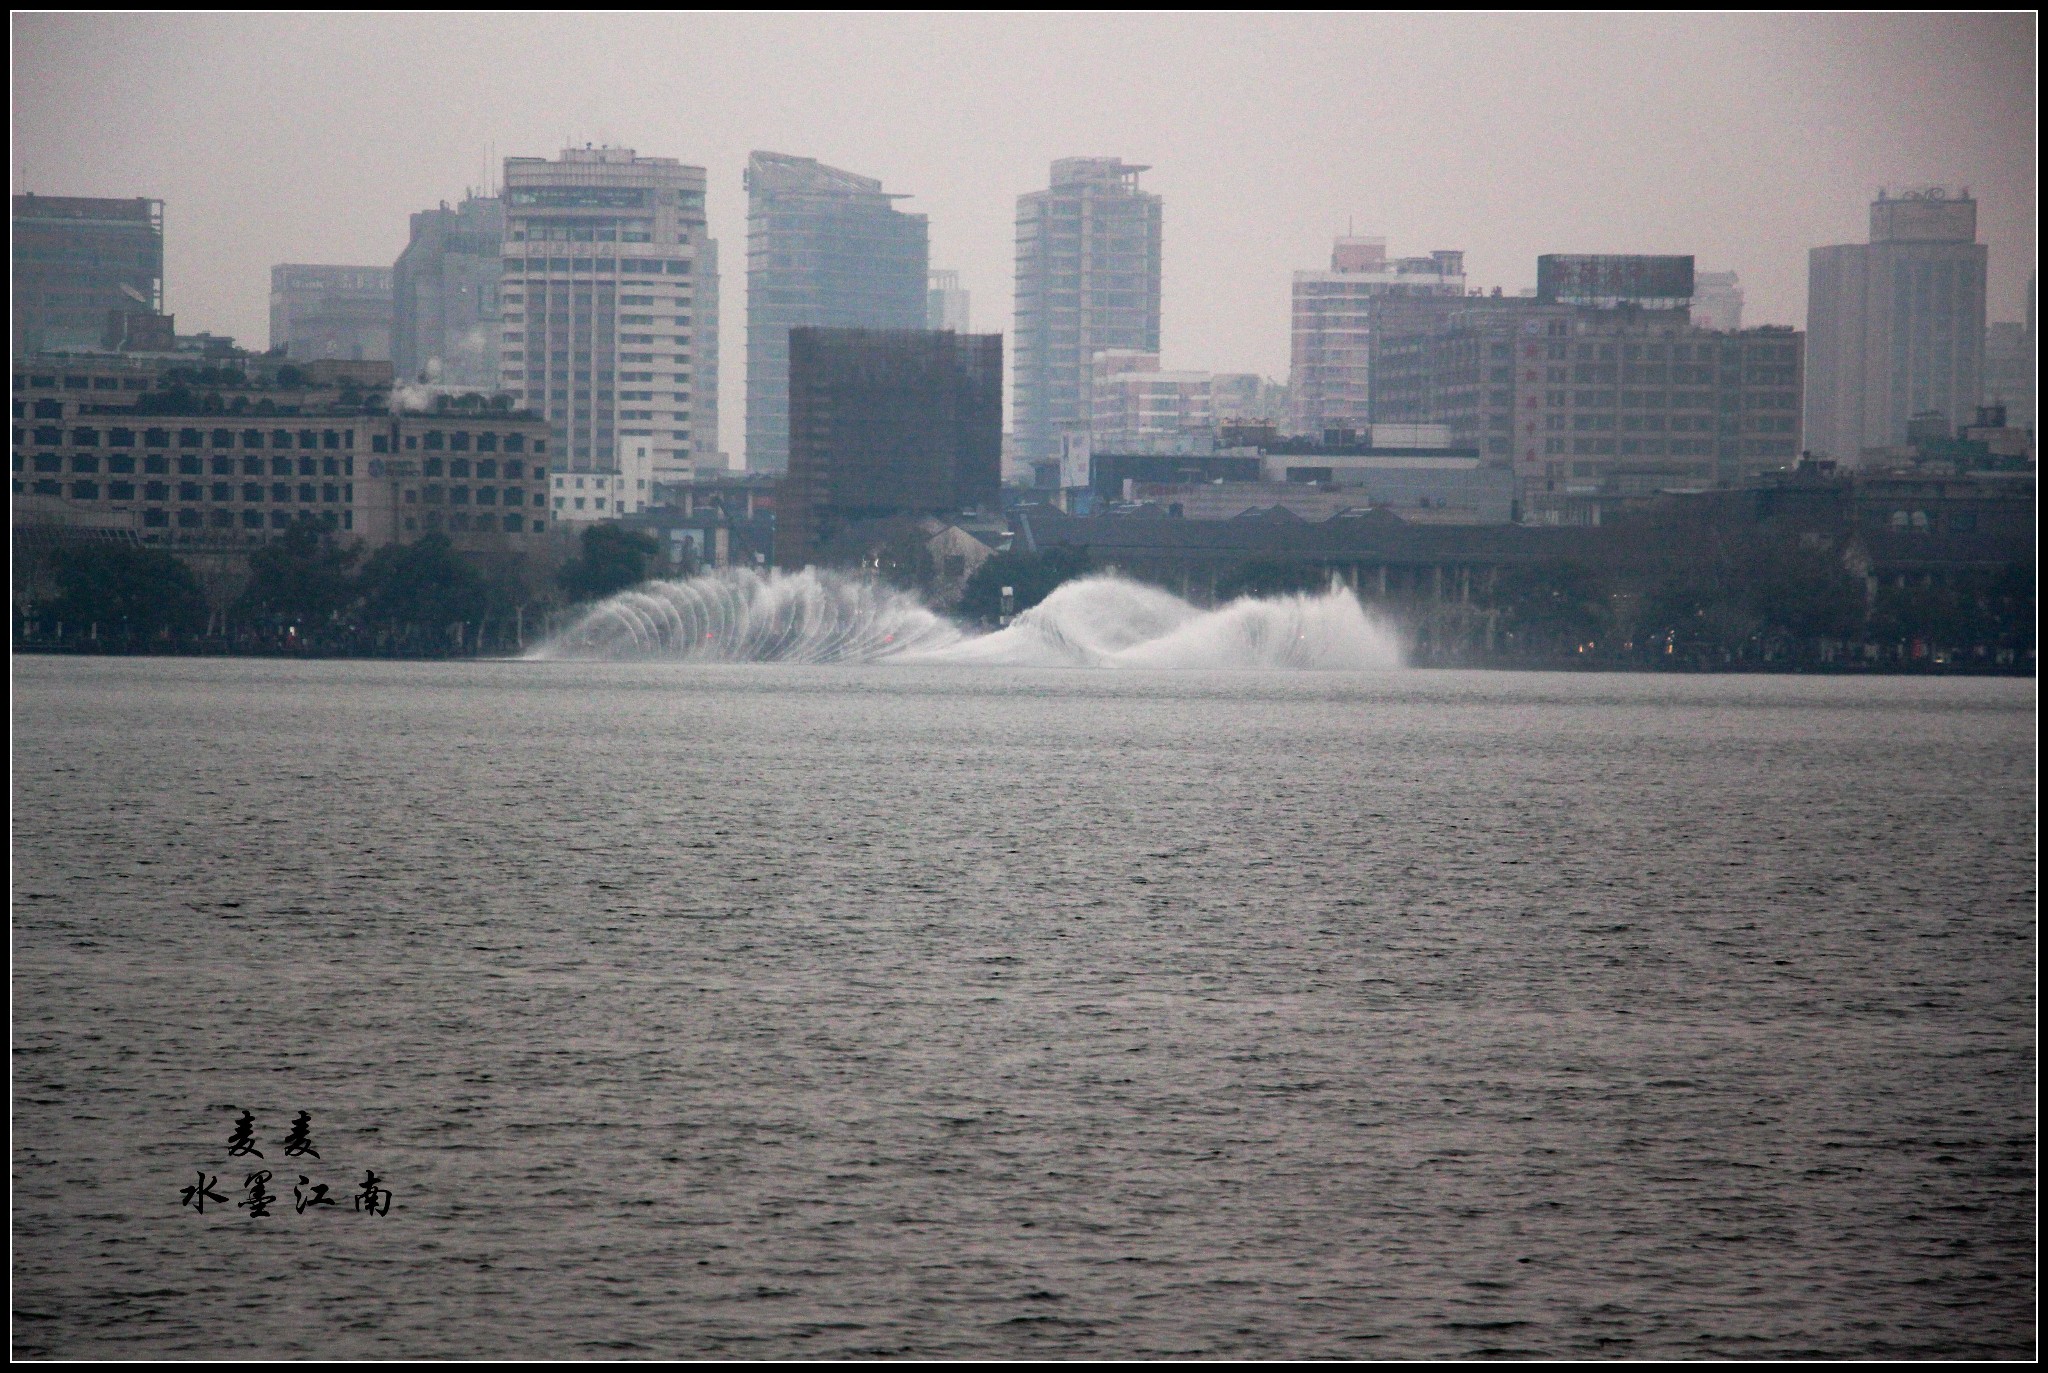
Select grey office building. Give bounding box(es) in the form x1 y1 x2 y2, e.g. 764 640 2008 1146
393 193 504 389
744 152 929 473
12 194 164 354
1013 158 1162 466
1806 189 1988 461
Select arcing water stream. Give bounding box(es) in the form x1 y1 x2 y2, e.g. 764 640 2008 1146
528 568 1403 670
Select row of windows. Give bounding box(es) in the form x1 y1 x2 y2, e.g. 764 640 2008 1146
364 458 529 478
401 512 540 533
502 257 692 274
398 486 535 507
26 479 353 503
139 509 354 532
17 454 353 477
368 434 538 455
21 426 354 449
1556 438 1723 457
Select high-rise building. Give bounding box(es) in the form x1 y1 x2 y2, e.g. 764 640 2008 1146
1371 258 1802 524
927 269 970 332
1806 188 1988 461
1013 158 1162 466
1286 238 1465 438
782 327 1001 565
1691 270 1744 331
1086 350 1216 453
1981 274 2035 435
744 152 929 473
12 194 164 354
498 146 719 484
269 265 393 362
392 194 504 389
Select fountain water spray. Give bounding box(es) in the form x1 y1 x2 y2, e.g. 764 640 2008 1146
529 567 1403 670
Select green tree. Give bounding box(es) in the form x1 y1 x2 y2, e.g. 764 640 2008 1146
42 543 207 638
360 532 488 630
557 524 661 604
1494 560 1612 652
957 545 1092 620
237 520 362 631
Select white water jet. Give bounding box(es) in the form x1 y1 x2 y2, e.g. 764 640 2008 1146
529 567 1403 670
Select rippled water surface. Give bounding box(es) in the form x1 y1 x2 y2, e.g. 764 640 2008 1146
12 657 2036 1358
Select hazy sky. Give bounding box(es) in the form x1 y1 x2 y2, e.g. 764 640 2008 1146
13 12 2037 459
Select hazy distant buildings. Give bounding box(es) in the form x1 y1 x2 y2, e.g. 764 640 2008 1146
12 194 164 355
781 327 1001 565
1806 188 1988 461
927 269 970 332
1086 350 1215 453
1981 275 2035 433
498 146 720 484
1371 254 1803 524
269 265 393 363
392 193 504 388
1013 157 1162 466
1691 270 1744 331
744 152 929 473
1287 237 1465 438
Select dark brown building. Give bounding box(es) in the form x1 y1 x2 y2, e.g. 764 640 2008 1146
782 327 1000 565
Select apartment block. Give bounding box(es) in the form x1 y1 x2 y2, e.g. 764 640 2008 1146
1287 237 1465 437
498 146 720 486
1013 158 1162 465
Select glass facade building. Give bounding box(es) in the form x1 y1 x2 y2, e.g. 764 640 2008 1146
744 152 929 473
11 194 164 355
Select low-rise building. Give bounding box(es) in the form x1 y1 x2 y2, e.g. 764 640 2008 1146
12 350 551 551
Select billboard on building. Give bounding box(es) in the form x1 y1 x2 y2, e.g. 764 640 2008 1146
1536 255 1695 307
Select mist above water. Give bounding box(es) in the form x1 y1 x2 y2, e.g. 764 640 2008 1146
529 567 1403 670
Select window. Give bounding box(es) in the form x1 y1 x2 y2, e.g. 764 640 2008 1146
178 509 203 528
70 480 100 500
143 508 169 527
272 483 289 503
212 429 233 448
211 456 234 475
109 481 135 500
72 427 100 447
178 456 202 476
146 482 169 501
423 430 444 450
145 428 170 447
71 454 102 473
179 428 203 447
272 457 292 476
243 457 264 475
242 510 263 529
298 457 317 477
109 428 135 447
211 482 231 501
242 430 264 448
243 483 263 502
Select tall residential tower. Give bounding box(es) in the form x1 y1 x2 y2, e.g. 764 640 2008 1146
498 146 720 485
1012 158 1162 465
1806 188 1988 460
744 152 929 473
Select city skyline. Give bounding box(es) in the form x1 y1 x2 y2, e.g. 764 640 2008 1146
11 12 2036 461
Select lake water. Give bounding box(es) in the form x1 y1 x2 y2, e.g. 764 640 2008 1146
11 657 2035 1358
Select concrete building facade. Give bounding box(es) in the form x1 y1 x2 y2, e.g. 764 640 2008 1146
1287 238 1465 438
12 195 164 355
744 152 929 473
1691 270 1744 331
10 352 552 550
269 265 394 362
392 193 504 389
1371 283 1803 524
498 146 720 487
782 327 1001 565
1806 188 1989 461
1013 157 1162 466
